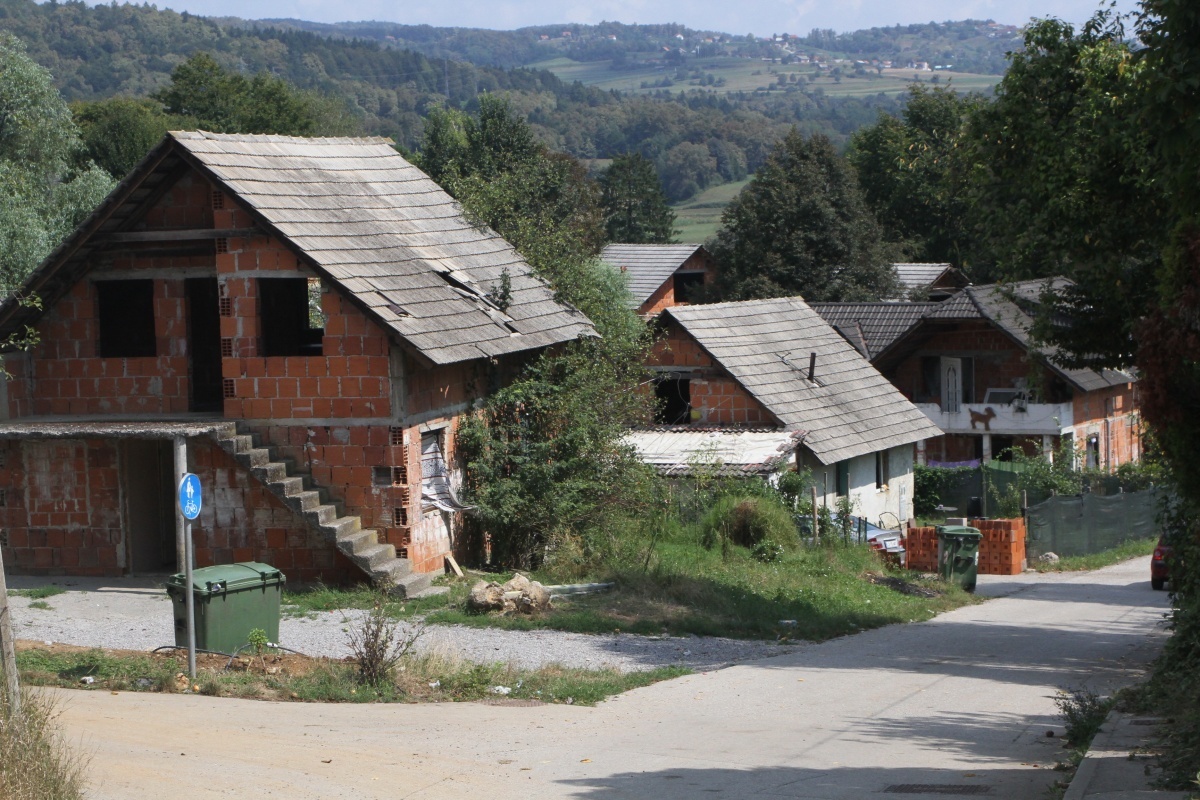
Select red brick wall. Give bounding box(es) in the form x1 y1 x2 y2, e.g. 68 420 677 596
0 438 353 582
646 321 778 426
637 251 717 316
1071 382 1140 468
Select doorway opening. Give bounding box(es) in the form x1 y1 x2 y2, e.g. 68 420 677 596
122 439 176 573
186 278 223 412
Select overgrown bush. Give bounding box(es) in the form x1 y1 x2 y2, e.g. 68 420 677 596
913 464 977 516
700 494 799 557
0 685 87 800
346 586 423 688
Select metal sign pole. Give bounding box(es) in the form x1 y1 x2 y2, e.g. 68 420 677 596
184 519 196 683
177 470 202 687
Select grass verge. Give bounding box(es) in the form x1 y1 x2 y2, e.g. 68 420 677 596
1031 538 1157 572
1047 687 1117 798
15 642 686 707
9 586 67 599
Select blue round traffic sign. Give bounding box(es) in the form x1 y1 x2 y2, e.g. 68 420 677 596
178 473 202 520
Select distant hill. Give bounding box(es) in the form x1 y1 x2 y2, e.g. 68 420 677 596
0 0 1010 204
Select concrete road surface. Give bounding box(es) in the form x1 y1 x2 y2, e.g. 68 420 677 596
58 558 1170 799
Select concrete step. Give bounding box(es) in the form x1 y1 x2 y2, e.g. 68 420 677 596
208 429 425 595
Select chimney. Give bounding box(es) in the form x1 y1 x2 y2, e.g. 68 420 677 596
808 352 816 381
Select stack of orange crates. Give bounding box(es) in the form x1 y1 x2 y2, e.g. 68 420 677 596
903 527 938 572
971 518 1026 575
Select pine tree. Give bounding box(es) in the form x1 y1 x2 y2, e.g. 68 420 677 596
599 154 676 244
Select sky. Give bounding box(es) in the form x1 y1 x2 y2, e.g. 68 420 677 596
113 0 1143 35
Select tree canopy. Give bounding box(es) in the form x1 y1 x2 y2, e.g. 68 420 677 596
709 130 900 302
598 154 676 244
0 32 113 292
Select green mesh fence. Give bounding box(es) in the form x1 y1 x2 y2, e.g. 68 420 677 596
1025 489 1160 558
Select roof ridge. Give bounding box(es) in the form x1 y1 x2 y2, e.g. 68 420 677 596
170 130 397 146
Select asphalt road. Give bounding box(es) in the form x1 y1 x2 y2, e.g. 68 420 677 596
56 557 1170 799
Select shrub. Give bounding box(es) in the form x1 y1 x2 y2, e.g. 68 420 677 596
701 494 799 555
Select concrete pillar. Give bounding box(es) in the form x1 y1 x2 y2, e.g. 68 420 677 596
916 439 927 467
981 433 992 463
174 436 187 574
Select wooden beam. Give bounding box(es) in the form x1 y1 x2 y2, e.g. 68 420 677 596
101 228 260 244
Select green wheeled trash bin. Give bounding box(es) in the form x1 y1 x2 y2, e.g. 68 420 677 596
165 562 285 654
936 525 982 593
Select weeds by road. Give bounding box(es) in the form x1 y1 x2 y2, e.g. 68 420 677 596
1032 538 1157 573
0 683 87 800
15 642 686 707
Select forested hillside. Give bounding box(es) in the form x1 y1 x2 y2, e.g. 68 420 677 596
0 0 927 201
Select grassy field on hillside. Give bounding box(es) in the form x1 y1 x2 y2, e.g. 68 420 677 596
672 179 748 243
532 55 999 99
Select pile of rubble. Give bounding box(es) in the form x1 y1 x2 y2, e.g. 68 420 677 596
467 573 551 615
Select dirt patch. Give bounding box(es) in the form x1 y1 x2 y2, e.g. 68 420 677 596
864 572 943 598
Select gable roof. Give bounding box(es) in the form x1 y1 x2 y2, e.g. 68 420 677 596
662 297 942 465
599 243 707 308
0 131 594 366
813 279 1134 393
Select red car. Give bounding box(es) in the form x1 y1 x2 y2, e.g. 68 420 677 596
1152 535 1172 591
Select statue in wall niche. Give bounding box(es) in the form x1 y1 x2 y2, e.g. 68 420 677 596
970 406 997 431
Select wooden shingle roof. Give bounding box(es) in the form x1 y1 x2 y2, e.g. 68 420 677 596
663 297 942 465
599 243 707 308
0 131 595 366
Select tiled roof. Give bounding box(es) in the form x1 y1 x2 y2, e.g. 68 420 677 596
663 297 942 465
599 243 706 308
0 132 595 366
808 302 938 358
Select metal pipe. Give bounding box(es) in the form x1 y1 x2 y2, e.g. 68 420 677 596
174 436 187 574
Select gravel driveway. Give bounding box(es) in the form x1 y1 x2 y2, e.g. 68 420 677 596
4 575 796 673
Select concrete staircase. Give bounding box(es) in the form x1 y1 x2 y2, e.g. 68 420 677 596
211 428 433 598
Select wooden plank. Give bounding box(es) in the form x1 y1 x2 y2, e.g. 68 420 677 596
103 227 260 244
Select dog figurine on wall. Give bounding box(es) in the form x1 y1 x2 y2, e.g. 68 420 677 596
969 406 997 431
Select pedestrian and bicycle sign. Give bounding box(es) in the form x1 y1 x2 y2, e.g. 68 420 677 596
178 473 202 520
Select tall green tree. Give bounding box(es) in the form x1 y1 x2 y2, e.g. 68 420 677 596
848 85 983 265
709 130 900 302
72 97 173 180
0 33 114 292
958 15 1166 369
152 53 361 137
598 153 676 244
418 96 654 569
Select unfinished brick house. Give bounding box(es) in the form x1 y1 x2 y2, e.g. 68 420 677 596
599 243 715 316
0 132 593 594
813 280 1139 470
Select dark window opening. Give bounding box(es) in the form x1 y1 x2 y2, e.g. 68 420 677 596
919 356 940 403
260 278 323 357
835 461 849 497
1086 435 1100 469
673 272 705 303
96 280 155 358
654 378 692 424
992 435 1016 461
961 357 976 404
875 449 889 489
